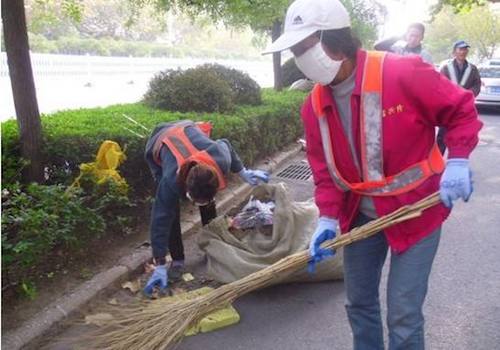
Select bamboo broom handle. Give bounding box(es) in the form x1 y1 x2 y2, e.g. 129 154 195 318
203 192 442 301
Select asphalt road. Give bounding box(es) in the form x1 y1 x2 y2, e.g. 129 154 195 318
39 109 500 350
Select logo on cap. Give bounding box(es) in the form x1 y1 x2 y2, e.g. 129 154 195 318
292 16 303 25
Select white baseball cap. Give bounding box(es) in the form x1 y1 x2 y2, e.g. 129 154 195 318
263 0 351 54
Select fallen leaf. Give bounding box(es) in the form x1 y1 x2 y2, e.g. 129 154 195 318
171 287 186 295
121 279 141 294
144 263 155 274
182 273 195 282
85 313 114 326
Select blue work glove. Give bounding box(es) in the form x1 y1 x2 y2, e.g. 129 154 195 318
239 168 270 186
439 158 473 208
308 217 338 273
143 264 168 298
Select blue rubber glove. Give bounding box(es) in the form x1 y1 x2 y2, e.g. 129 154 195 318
440 158 473 208
239 168 270 186
308 217 338 273
143 264 168 298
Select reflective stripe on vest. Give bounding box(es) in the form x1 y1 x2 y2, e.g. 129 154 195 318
152 120 226 190
447 60 472 87
312 50 445 196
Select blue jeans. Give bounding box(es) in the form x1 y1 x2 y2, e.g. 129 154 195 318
343 214 441 350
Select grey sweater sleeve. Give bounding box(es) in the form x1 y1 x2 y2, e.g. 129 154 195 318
217 139 244 173
420 49 433 65
374 36 400 52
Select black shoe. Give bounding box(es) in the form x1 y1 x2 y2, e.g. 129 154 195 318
169 264 184 282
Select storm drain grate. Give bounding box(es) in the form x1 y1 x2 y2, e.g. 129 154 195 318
275 162 312 181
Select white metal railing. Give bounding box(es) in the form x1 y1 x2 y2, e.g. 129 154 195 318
0 52 272 84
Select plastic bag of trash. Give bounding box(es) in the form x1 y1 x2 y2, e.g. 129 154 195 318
231 196 275 230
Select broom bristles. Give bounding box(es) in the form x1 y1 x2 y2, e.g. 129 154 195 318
83 192 441 350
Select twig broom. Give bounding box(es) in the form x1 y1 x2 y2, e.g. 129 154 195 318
87 192 441 350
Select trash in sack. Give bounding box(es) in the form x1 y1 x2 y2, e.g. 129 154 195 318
230 195 275 230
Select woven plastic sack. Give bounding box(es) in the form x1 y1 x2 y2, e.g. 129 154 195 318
198 183 343 285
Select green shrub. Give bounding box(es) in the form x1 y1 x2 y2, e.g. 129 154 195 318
1 183 103 291
1 177 136 296
200 63 262 105
143 64 261 113
144 67 235 113
282 58 306 87
2 89 306 196
150 43 172 57
143 69 183 110
28 33 58 54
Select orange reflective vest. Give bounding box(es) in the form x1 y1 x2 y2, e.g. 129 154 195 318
312 51 445 196
152 121 226 190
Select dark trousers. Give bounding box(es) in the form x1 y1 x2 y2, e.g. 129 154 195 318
437 127 446 154
169 201 217 261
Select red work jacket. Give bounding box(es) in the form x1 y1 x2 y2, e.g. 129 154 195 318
301 50 483 253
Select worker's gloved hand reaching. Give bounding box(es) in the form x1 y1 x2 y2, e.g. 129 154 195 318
239 168 270 186
439 158 473 208
143 264 168 298
308 217 338 273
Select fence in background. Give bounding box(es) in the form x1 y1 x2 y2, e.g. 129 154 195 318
0 52 272 86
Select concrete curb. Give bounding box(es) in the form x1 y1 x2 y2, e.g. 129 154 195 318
2 144 302 350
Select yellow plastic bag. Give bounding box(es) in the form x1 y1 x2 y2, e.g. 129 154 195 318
70 141 127 190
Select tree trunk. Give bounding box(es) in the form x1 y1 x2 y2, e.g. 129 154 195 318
271 20 283 91
2 0 43 183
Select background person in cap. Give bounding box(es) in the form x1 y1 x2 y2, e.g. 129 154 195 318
264 0 482 349
142 120 269 297
440 40 481 96
438 40 482 153
374 22 433 64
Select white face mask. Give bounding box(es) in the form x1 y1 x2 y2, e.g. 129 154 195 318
294 42 343 86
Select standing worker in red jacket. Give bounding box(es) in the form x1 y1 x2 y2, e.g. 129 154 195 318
264 0 482 349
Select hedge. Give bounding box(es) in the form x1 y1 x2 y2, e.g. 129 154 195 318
1 89 306 196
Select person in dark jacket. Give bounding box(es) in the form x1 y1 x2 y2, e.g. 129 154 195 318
440 40 481 96
374 22 433 64
143 120 269 297
438 40 482 153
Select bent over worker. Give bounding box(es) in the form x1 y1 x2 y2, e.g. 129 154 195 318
143 120 269 297
264 0 482 349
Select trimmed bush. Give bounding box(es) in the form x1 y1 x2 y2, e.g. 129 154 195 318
143 69 184 110
282 58 306 87
200 63 262 105
2 89 306 196
144 67 234 113
143 64 262 113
